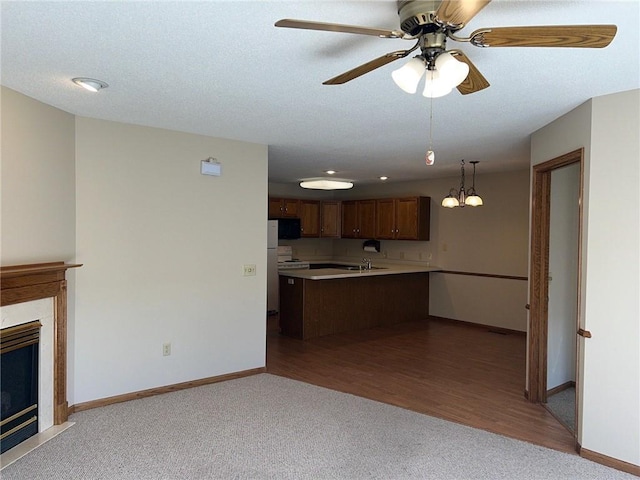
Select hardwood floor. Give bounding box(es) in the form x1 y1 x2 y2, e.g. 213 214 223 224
266 315 577 454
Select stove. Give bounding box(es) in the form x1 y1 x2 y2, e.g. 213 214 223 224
277 261 310 270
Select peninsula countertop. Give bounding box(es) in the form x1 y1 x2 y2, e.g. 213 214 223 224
278 262 442 280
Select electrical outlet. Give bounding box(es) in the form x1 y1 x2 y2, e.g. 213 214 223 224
243 264 256 276
163 342 171 356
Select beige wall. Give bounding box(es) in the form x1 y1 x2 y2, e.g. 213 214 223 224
73 118 268 403
531 89 640 466
273 169 530 331
1 88 269 406
1 87 76 264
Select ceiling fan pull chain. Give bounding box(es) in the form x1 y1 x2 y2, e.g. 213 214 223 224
425 95 435 165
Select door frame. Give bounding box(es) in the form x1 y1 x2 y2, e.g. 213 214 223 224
528 148 584 408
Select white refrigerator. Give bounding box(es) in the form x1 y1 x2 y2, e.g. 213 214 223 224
267 220 279 314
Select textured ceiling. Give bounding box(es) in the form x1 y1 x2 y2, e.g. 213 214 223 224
2 1 638 186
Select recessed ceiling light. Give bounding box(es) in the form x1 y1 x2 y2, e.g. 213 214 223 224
379 176 388 181
300 178 353 190
325 170 336 175
72 77 108 92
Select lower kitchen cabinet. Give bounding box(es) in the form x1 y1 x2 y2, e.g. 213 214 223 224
279 272 429 340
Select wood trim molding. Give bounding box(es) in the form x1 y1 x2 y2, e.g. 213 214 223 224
546 381 575 397
428 315 526 336
528 148 584 404
1 261 82 425
436 270 528 281
71 367 266 413
580 448 640 477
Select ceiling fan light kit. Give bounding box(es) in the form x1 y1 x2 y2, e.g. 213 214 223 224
391 57 426 94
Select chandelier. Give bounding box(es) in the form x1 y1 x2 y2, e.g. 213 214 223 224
441 160 483 208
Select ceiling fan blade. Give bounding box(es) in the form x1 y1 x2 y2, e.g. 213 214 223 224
275 19 403 39
470 25 617 48
323 51 410 85
450 50 490 95
435 0 491 29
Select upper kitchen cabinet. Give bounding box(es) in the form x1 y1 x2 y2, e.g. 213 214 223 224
320 201 341 238
269 197 300 218
299 200 320 237
341 200 376 239
375 197 431 241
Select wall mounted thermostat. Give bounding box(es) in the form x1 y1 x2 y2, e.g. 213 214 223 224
201 157 221 176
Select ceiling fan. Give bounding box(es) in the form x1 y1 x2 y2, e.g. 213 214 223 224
275 0 617 95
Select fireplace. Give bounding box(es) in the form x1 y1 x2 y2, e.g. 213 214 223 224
1 321 41 454
0 262 80 458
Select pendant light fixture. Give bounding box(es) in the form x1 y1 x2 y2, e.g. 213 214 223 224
441 160 484 208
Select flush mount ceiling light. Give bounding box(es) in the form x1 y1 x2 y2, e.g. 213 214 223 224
72 77 108 92
299 178 353 190
442 160 484 208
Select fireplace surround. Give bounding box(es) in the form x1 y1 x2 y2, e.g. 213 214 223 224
0 262 80 438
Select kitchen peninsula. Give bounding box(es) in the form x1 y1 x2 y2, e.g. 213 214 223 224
278 263 440 340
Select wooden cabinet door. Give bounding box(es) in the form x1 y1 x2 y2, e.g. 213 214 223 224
300 200 320 237
282 198 300 218
320 201 340 238
375 199 396 239
358 200 376 239
395 198 419 240
268 197 284 218
341 201 359 238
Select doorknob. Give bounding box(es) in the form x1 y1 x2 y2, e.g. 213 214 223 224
577 328 592 338
525 304 530 310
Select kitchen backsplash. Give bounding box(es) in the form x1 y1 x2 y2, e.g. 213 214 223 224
278 238 435 266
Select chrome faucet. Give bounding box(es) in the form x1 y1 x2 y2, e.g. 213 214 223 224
362 258 372 270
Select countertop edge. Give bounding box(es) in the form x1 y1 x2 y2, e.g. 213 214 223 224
279 265 442 280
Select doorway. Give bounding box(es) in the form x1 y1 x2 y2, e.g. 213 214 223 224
528 148 584 442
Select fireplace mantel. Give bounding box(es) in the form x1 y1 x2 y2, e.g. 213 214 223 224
1 261 81 424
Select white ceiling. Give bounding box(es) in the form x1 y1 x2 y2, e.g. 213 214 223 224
2 1 638 186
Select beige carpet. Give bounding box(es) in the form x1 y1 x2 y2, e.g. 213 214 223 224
1 374 634 479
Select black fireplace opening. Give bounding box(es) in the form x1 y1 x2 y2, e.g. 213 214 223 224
1 321 40 454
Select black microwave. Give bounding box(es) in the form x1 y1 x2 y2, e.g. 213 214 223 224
276 218 301 239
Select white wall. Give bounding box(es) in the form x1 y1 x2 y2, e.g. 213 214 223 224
583 90 639 464
73 118 268 403
547 163 579 389
0 87 76 264
531 89 640 466
272 169 530 331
